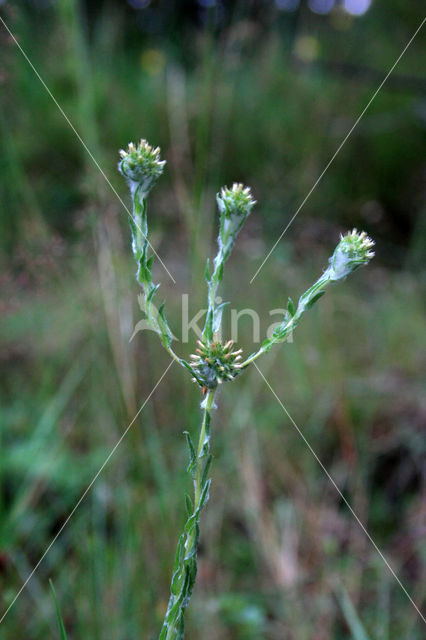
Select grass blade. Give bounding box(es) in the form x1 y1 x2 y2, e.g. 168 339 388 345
49 579 68 640
336 584 371 640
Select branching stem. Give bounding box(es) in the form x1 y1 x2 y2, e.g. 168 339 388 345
117 140 375 640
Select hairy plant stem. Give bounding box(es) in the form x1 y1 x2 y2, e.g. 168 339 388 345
239 272 332 368
130 188 205 382
160 389 216 640
194 390 215 506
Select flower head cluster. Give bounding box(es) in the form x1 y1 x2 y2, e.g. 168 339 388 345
190 338 243 389
327 229 375 281
216 184 256 263
118 139 166 194
217 183 256 219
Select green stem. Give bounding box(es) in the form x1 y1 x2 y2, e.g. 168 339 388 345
130 189 195 370
240 272 332 368
194 390 215 506
159 390 216 640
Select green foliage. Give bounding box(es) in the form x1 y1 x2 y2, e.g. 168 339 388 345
49 580 68 640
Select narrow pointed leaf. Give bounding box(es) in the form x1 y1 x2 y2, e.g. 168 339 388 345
183 431 196 473
49 580 68 640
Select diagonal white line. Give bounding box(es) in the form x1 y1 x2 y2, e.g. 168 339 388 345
250 16 426 283
0 16 176 285
253 362 426 625
0 360 174 625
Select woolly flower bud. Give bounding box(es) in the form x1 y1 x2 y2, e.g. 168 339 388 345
327 229 375 281
118 139 166 194
216 184 256 261
217 183 256 219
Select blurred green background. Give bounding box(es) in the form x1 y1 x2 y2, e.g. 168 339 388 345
0 0 425 638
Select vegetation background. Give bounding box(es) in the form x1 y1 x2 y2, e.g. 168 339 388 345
0 0 425 638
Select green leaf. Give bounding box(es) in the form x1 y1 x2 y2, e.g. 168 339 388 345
261 338 273 352
128 216 138 251
173 534 185 575
185 558 197 593
287 296 295 316
146 283 160 304
49 579 68 640
185 493 193 516
138 247 153 285
184 523 200 560
212 302 229 334
216 261 224 284
183 431 196 473
171 571 183 597
203 309 213 342
305 290 326 310
201 454 212 489
147 254 154 270
197 478 211 511
184 514 196 535
158 301 173 346
140 242 148 266
179 359 204 386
